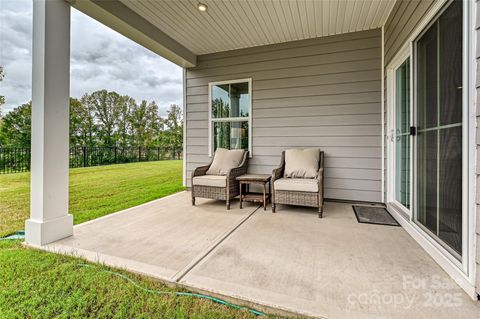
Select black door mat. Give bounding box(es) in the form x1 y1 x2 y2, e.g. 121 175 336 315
352 205 400 227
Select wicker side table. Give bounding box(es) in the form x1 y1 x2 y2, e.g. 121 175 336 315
236 174 272 210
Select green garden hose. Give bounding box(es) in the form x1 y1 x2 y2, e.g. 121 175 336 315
0 231 25 240
77 263 267 317
1 234 267 316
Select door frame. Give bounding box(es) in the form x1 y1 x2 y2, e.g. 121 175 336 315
385 0 477 298
386 45 412 218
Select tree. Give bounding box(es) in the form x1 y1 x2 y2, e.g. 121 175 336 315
0 102 31 147
0 67 5 111
0 67 5 127
83 90 122 147
115 96 134 148
129 100 161 148
0 89 183 154
75 93 98 147
70 97 89 147
159 104 183 157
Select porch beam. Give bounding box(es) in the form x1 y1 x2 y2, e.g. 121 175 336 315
69 0 197 68
26 0 73 246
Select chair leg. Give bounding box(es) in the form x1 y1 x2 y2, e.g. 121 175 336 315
318 207 323 218
226 200 230 210
192 197 195 206
272 203 276 213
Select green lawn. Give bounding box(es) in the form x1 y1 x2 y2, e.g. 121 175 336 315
0 161 185 237
0 240 263 319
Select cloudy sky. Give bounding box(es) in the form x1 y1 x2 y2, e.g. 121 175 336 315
0 0 183 116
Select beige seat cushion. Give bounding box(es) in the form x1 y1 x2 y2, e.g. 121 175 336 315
274 178 318 193
206 148 245 175
193 175 227 188
284 148 320 178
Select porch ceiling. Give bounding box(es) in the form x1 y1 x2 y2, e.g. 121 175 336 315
121 0 396 55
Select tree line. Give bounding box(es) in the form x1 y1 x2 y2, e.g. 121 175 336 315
0 89 183 153
0 67 4 108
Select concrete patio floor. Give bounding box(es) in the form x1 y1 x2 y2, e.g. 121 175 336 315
41 191 480 318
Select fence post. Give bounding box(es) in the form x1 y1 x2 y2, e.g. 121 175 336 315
83 146 87 167
138 147 141 162
114 147 117 164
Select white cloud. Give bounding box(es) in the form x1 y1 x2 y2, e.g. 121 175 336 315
0 0 182 116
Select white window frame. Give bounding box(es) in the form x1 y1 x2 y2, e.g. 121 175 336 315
208 78 252 157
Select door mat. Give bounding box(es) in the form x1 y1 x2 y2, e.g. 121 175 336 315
352 206 400 226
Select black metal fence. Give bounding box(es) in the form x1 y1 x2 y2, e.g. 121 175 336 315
0 147 182 174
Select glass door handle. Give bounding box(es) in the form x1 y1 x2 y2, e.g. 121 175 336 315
409 126 416 136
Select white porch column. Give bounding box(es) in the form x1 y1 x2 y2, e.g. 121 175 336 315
25 0 73 246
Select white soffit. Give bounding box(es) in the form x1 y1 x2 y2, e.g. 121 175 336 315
120 0 396 55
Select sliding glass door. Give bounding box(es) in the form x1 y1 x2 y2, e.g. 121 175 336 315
415 0 463 257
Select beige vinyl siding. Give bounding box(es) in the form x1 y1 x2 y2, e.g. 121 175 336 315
384 0 436 66
185 29 382 202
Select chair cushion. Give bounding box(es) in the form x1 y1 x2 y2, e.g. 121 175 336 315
193 175 227 188
206 148 245 175
274 178 318 193
284 148 320 178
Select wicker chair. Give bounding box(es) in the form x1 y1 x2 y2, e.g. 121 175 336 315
271 150 325 218
191 150 249 210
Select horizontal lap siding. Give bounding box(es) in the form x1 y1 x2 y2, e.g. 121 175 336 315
186 29 382 202
384 0 436 66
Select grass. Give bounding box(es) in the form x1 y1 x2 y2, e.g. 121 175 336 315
0 240 264 319
0 160 185 237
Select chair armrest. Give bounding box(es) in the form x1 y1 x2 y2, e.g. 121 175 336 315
192 165 210 178
317 167 324 183
227 165 248 179
226 151 249 181
317 151 325 210
317 151 325 184
272 166 283 183
271 151 285 184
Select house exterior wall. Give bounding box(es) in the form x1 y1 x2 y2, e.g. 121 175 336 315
185 29 382 202
384 0 436 66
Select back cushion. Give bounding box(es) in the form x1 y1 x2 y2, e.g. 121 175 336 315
284 149 320 178
206 148 245 175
